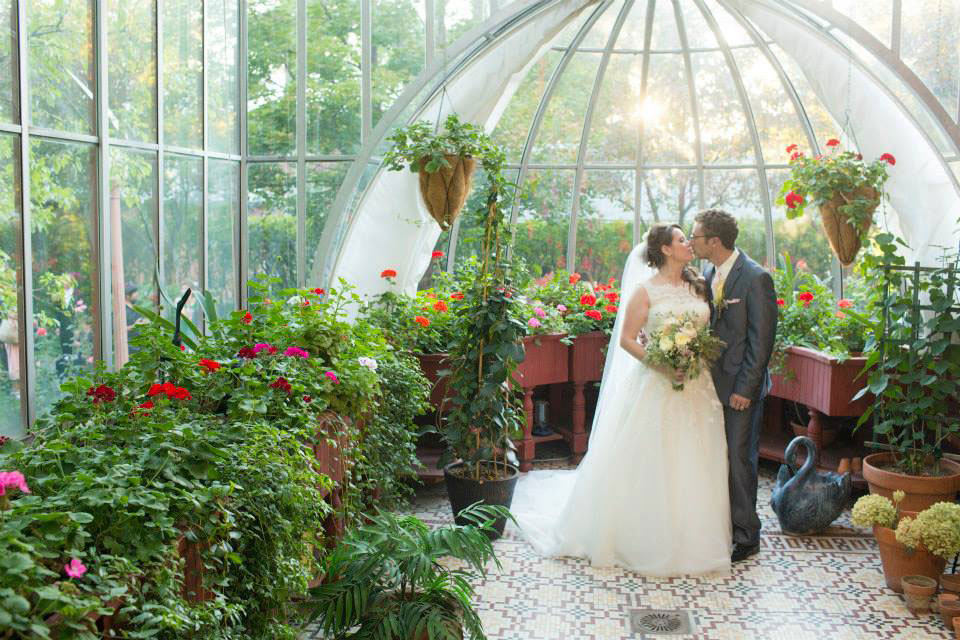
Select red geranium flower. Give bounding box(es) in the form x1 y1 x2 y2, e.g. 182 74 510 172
569 273 581 285
785 191 804 209
137 400 154 410
414 315 430 327
86 384 116 404
584 309 602 321
605 292 619 302
604 304 618 313
242 311 252 324
433 300 448 312
790 151 803 162
237 346 257 359
302 395 312 403
431 250 444 261
199 358 221 373
450 292 464 300
785 143 798 153
311 288 325 295
169 386 192 401
580 294 597 306
880 153 896 165
798 292 814 302
380 269 397 278
776 298 786 307
826 138 840 147
837 298 853 309
269 377 292 393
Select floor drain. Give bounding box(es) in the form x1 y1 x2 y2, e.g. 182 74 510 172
629 609 692 636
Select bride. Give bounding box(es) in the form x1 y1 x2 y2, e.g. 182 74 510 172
509 223 732 576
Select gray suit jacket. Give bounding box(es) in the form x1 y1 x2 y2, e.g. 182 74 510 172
704 251 778 406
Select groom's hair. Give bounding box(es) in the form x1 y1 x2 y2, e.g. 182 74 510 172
694 209 738 250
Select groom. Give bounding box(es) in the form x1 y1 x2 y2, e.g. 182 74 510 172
690 209 778 563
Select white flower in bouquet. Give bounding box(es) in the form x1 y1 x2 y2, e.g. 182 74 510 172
675 332 692 347
658 336 674 352
644 311 726 391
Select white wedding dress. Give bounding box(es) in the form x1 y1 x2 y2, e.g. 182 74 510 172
509 248 732 576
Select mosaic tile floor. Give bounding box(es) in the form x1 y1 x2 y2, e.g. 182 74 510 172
302 455 957 639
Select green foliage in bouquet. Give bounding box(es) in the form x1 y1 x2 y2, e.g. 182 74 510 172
643 312 726 390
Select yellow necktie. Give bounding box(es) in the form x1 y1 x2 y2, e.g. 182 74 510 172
714 272 725 302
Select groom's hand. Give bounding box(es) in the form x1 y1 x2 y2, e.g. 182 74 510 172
729 393 751 411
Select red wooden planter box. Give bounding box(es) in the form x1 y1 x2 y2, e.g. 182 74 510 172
770 346 871 416
514 333 569 388
568 331 608 383
415 352 452 411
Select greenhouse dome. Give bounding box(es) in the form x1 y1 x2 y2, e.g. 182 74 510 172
2 1 960 638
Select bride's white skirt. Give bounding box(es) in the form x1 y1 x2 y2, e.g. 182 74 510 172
508 360 732 576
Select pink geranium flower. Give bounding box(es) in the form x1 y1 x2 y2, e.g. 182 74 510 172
0 471 31 496
284 346 310 358
64 558 87 579
253 343 277 355
528 317 542 328
325 371 340 384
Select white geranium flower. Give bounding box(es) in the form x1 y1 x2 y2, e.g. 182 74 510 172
357 357 378 371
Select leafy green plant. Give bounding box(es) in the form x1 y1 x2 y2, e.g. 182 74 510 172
441 142 527 480
306 503 510 640
776 140 894 241
853 232 960 475
382 114 496 174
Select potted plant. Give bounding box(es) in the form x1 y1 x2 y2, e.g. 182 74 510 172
854 234 960 510
307 503 510 640
852 492 960 592
440 139 525 534
383 113 497 230
776 138 896 265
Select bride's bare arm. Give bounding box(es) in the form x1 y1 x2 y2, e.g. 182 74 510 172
620 286 650 362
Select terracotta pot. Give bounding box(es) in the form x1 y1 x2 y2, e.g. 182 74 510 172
873 524 947 592
941 596 960 628
863 452 960 512
818 186 878 266
418 155 476 230
942 573 960 596
902 575 938 614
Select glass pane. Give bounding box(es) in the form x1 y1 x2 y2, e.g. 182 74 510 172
28 0 95 134
0 0 18 123
901 0 959 120
306 161 348 280
612 0 649 50
769 44 838 149
372 0 424 129
163 0 203 149
492 51 562 163
767 168 834 281
703 169 767 266
552 3 596 49
639 168 698 226
437 0 488 51
162 154 202 326
649 0 680 51
0 134 22 435
577 170 634 282
30 138 97 417
513 169 573 276
108 0 157 142
208 0 240 154
110 147 157 366
531 53 601 164
307 0 360 155
579 0 622 49
208 159 239 316
248 162 296 289
643 53 696 164
585 53 640 164
247 0 297 156
678 1 717 50
732 47 808 164
833 0 891 48
703 0 753 47
452 167 513 268
693 51 753 165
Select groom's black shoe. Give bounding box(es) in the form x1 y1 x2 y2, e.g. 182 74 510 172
731 543 760 563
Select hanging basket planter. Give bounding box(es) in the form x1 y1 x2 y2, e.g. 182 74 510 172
418 154 476 230
818 186 879 266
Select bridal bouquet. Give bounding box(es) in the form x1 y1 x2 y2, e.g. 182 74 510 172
644 313 726 391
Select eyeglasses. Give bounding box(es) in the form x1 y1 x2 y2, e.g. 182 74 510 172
688 234 714 241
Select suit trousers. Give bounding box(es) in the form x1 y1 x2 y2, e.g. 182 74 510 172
724 398 764 546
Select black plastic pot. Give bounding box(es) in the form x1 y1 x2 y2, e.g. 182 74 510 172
443 461 519 539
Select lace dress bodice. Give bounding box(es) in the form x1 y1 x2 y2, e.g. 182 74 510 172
642 280 710 335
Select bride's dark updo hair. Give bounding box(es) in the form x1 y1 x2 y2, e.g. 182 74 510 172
643 223 708 301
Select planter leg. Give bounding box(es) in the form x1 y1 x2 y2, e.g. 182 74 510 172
521 388 534 472
807 408 824 464
571 383 587 464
